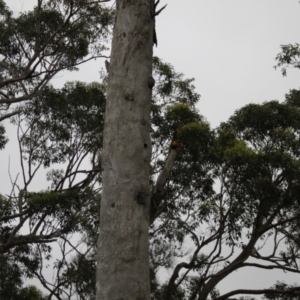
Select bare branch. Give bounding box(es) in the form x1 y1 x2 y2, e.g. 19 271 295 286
150 146 178 223
0 109 22 122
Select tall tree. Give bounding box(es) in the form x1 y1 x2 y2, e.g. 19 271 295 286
96 1 156 299
2 2 300 299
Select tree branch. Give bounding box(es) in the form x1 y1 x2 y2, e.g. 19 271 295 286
0 109 23 122
215 287 300 300
150 146 178 223
0 231 61 253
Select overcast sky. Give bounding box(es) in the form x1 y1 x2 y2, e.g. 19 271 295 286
3 0 300 296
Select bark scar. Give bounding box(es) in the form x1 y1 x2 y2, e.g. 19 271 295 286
136 191 147 205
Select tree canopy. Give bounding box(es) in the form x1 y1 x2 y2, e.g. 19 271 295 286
0 1 300 300
2 57 300 299
0 0 112 121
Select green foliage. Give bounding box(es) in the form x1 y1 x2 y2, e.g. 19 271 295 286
25 188 97 233
62 253 97 300
15 285 47 300
0 252 47 300
19 81 106 167
0 0 113 121
0 0 111 74
150 58 215 252
166 103 201 130
0 123 7 149
208 94 300 241
0 253 23 300
264 282 300 300
178 121 213 159
149 88 300 299
0 80 101 299
275 43 300 76
0 80 102 299
152 57 200 106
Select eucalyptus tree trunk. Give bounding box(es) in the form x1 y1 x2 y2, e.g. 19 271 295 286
96 1 154 299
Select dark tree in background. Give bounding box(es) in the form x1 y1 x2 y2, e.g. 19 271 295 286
0 252 23 299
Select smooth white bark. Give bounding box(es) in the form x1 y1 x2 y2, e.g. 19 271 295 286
97 1 154 299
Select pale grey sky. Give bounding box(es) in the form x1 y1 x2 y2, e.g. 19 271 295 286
2 0 300 297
